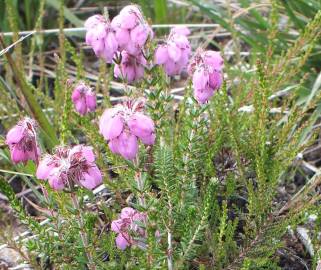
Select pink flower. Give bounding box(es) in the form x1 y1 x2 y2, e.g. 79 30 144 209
114 51 147 83
111 5 153 55
36 145 102 191
85 15 118 63
99 99 155 160
71 82 97 115
170 26 191 36
5 117 40 165
111 207 147 250
155 27 191 76
188 49 224 104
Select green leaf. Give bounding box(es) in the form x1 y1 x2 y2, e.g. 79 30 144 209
154 0 168 24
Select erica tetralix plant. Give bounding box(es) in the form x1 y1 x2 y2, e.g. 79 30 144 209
85 15 118 63
99 98 155 160
5 117 41 165
36 145 102 190
188 49 224 104
111 207 147 250
71 82 97 115
155 26 191 76
111 5 153 56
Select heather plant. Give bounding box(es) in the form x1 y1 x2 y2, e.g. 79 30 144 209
1 2 321 270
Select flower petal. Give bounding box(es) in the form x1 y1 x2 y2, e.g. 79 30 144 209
108 138 120 154
115 28 130 47
115 233 130 250
209 71 223 90
140 133 156 145
70 145 96 163
85 93 96 112
117 132 138 160
6 125 25 144
194 87 213 104
203 51 224 71
80 165 102 190
71 89 81 102
121 207 137 219
10 145 27 164
48 175 65 191
170 26 190 36
101 114 124 141
193 68 209 90
36 156 53 179
74 98 87 115
130 24 148 47
111 219 123 233
127 113 154 139
167 43 182 62
154 45 168 65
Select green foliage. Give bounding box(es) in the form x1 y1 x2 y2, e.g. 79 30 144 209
1 1 321 270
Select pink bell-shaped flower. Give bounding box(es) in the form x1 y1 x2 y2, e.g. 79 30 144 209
170 26 191 36
71 82 97 115
111 5 153 56
111 207 147 250
99 99 155 160
154 27 191 76
114 51 147 83
5 117 41 165
85 14 118 63
188 49 224 104
36 145 102 191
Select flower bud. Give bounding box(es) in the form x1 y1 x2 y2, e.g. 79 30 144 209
188 49 224 104
71 82 96 115
5 117 40 165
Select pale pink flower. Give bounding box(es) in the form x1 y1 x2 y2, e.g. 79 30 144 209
188 49 224 104
114 51 147 83
5 117 40 165
111 207 147 250
99 99 155 160
155 27 191 76
36 145 102 191
111 5 153 56
85 15 118 63
71 82 96 115
170 26 191 36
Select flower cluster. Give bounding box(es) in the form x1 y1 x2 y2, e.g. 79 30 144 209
5 117 40 165
36 145 102 190
71 82 97 115
85 5 152 83
85 15 118 63
111 207 147 250
99 99 155 160
114 51 147 83
154 26 191 76
111 5 153 56
188 50 224 104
